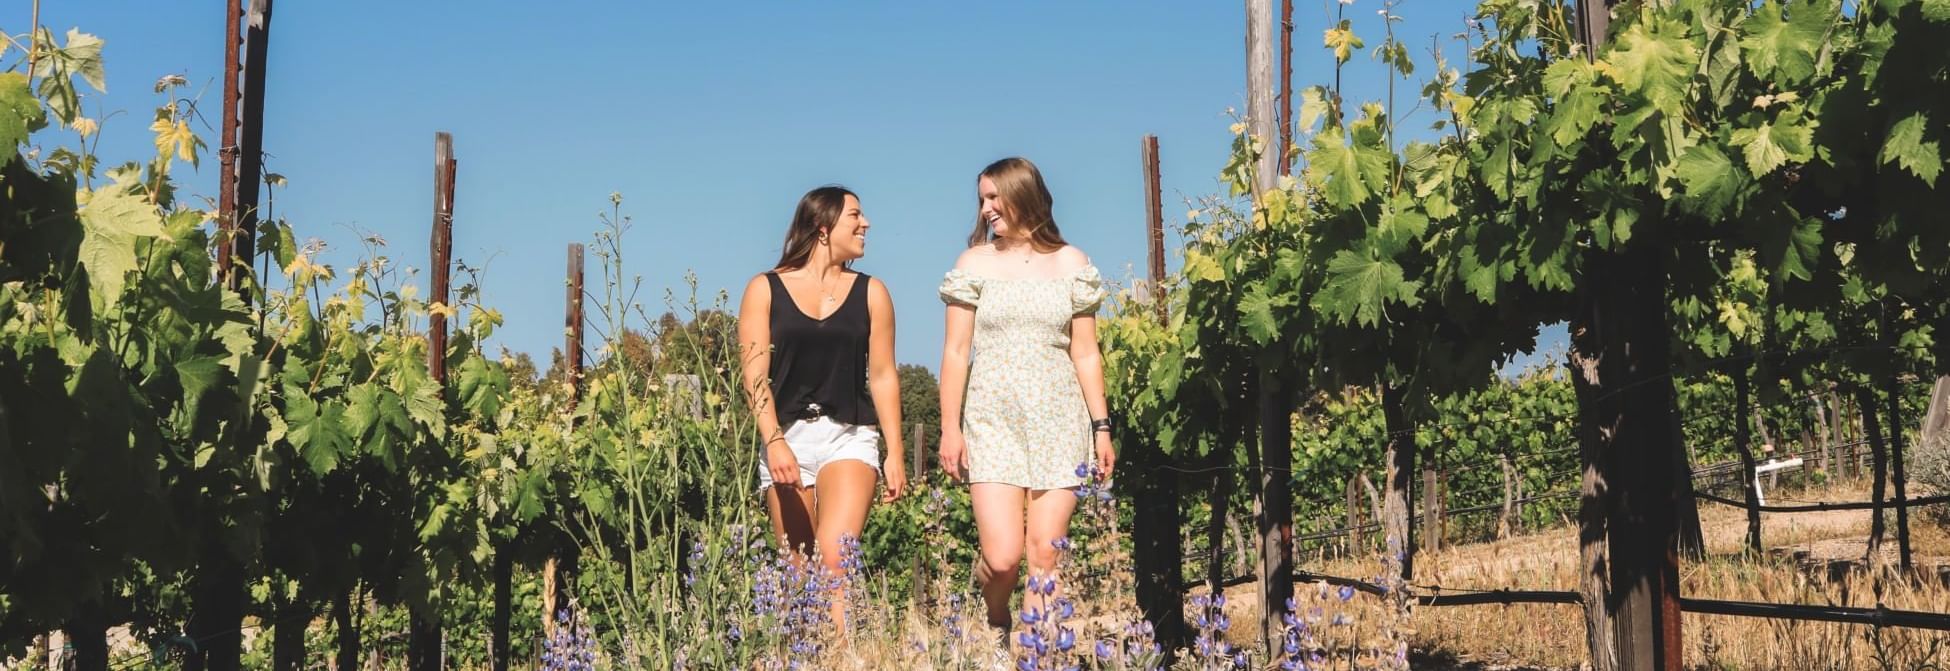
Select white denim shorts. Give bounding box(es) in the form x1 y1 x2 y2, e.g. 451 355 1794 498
758 416 881 490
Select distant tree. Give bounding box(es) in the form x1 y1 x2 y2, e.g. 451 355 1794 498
541 347 572 396
653 310 737 372
613 327 655 378
898 364 941 448
502 350 540 393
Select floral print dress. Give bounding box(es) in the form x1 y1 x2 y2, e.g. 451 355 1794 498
939 265 1106 490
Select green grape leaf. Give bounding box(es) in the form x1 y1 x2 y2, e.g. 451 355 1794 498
1741 0 1829 84
457 355 508 419
1674 142 1744 219
344 384 383 443
399 371 448 441
0 72 46 151
1879 112 1942 185
1756 213 1823 282
1607 18 1698 117
1311 250 1421 328
76 182 165 303
1924 0 1950 22
1542 59 1604 147
287 397 351 475
174 354 229 429
1305 125 1391 208
1239 283 1284 345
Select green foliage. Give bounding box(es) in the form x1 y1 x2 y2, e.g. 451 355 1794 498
897 363 941 433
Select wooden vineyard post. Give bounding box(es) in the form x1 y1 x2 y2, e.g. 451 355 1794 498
1347 476 1362 551
1129 133 1185 652
1143 136 1166 317
910 422 928 602
1922 377 1948 444
427 133 455 383
1733 368 1763 556
214 0 241 288
544 244 586 638
411 131 457 671
1245 0 1293 652
1815 394 1834 475
567 244 585 408
190 2 274 669
910 422 926 482
1276 0 1294 178
215 0 273 294
1422 467 1441 553
1514 478 1526 527
1206 452 1232 593
1882 318 1912 572
1500 453 1516 540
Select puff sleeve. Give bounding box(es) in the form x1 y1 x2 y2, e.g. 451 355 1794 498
1070 265 1106 315
939 269 983 307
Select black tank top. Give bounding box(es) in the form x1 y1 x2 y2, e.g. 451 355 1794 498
766 271 878 428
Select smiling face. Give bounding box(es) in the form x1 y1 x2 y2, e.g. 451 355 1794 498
773 185 863 271
967 157 1066 251
977 176 1020 240
826 194 869 261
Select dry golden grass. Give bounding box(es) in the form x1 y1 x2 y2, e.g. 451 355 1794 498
1256 479 1950 670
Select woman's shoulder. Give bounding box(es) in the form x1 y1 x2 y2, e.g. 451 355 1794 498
953 243 997 271
1050 245 1092 272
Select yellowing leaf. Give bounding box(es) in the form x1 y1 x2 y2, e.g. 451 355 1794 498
149 117 200 165
1324 21 1365 64
1730 119 1813 174
1297 86 1330 135
77 182 166 302
1183 251 1226 283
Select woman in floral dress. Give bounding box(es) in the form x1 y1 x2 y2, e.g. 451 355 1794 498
937 157 1117 628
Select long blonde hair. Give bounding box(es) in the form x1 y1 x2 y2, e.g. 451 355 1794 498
967 157 1067 252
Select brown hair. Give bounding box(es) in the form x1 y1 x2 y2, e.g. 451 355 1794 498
773 185 857 271
967 157 1067 251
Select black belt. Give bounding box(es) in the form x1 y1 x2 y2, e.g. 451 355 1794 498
795 402 827 421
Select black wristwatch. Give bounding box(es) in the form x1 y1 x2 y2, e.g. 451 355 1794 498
1090 418 1113 433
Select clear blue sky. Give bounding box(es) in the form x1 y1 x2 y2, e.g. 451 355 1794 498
15 1 1542 372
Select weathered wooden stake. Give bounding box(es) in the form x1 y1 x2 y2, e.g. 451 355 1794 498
1422 466 1441 553
410 131 456 671
1277 0 1294 177
1142 135 1166 319
567 244 586 407
1500 453 1516 540
1131 132 1185 654
1246 0 1292 652
1347 476 1362 550
427 133 455 382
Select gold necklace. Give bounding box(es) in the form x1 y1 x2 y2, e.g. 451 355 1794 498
818 271 843 303
997 240 1034 264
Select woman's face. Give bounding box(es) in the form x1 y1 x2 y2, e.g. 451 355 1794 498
978 176 1021 240
826 194 869 261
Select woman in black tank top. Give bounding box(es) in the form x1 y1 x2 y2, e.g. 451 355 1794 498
736 185 905 630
